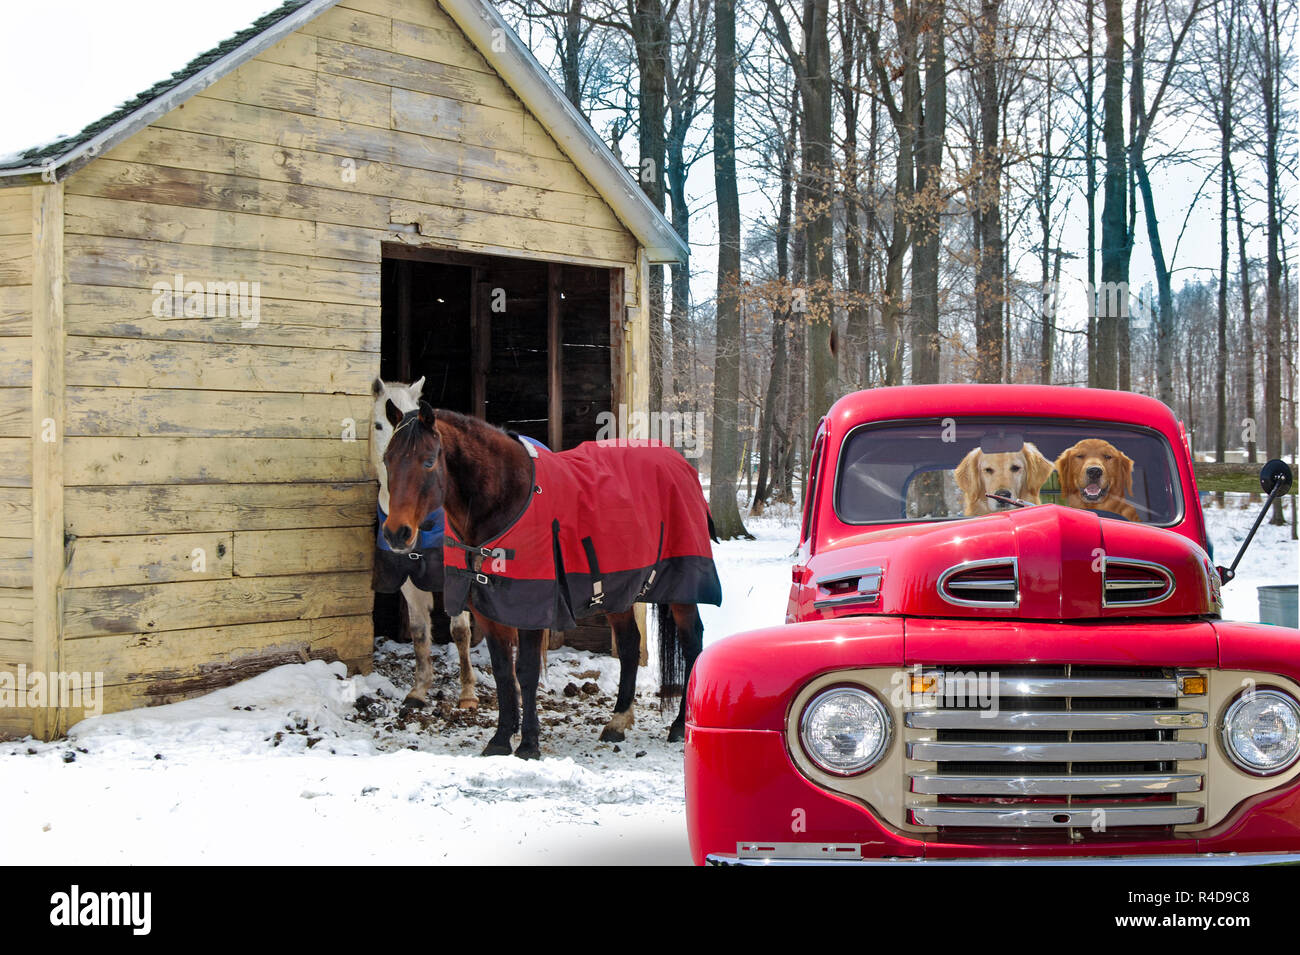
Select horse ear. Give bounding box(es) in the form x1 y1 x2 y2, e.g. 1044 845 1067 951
409 376 426 400
385 398 403 428
418 399 436 430
371 377 384 397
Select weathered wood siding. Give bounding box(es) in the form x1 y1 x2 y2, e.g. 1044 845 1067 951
37 0 645 727
0 185 33 738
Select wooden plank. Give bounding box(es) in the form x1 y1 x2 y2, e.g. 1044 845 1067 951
0 708 36 741
64 337 375 394
390 198 637 265
0 488 32 538
548 263 563 450
0 537 32 588
0 388 31 437
0 439 31 486
62 614 371 692
65 483 375 537
65 193 379 265
390 86 525 153
148 95 603 198
0 286 32 336
233 526 372 577
30 183 62 739
60 571 373 638
0 587 33 640
254 29 319 70
66 532 234 589
314 35 517 110
0 188 32 236
300 3 393 50
65 285 379 352
66 388 373 438
0 336 30 386
92 129 624 236
0 236 32 286
67 159 391 244
66 436 373 486
64 233 381 307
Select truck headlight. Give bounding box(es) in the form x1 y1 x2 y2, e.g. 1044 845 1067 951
799 686 891 776
1221 689 1300 775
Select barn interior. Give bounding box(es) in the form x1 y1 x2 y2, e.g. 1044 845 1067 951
374 245 619 650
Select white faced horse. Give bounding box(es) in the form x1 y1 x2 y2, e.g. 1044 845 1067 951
371 377 478 709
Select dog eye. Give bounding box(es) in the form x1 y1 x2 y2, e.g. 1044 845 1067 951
1011 465 1021 472
1104 454 1112 460
984 467 994 474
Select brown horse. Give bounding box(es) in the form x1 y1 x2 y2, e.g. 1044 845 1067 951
380 401 717 759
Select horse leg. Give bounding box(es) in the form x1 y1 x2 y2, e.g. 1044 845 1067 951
514 629 544 759
667 603 704 742
599 609 642 743
400 580 435 709
475 612 519 756
449 611 477 709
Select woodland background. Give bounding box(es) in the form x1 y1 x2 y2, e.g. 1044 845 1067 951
499 0 1297 537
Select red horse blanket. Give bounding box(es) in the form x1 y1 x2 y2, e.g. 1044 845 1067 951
442 439 722 630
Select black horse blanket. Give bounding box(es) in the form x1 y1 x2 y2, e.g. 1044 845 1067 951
371 503 445 593
443 439 722 630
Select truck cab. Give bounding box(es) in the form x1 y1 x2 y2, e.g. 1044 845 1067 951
686 385 1300 864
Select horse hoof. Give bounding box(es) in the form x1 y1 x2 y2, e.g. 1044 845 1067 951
667 722 686 743
481 739 512 757
401 696 428 710
514 743 540 760
457 698 478 711
599 727 626 743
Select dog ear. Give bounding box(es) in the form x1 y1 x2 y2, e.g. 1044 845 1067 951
384 398 403 428
1023 442 1055 493
954 448 982 509
1115 448 1135 498
1054 446 1078 498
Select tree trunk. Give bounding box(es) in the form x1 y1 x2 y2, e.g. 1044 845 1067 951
634 0 668 414
974 0 1004 383
708 0 750 539
803 0 836 449
911 1 946 385
1097 0 1129 389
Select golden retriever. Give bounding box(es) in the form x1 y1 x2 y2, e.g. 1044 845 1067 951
1054 438 1138 521
954 442 1055 515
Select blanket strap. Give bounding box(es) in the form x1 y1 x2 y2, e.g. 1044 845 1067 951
581 535 604 609
446 539 516 561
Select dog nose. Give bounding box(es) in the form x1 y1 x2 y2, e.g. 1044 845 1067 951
1086 466 1103 481
383 524 414 549
995 488 1012 498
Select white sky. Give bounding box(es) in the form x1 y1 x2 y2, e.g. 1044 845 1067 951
1 0 1291 344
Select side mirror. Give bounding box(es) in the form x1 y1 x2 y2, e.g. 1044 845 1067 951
1218 459 1294 584
1259 459 1293 496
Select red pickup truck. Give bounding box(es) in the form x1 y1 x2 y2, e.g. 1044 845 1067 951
686 385 1299 864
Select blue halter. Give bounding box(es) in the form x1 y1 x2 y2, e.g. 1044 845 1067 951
376 502 444 552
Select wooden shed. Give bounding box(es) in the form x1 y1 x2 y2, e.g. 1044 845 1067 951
0 0 685 739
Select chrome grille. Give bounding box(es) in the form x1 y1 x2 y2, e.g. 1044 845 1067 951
904 665 1207 829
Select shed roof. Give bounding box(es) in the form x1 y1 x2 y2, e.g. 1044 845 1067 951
0 0 687 263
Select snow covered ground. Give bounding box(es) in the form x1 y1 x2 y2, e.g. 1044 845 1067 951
1 501 1293 865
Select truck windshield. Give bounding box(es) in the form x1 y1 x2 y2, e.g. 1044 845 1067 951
835 418 1183 526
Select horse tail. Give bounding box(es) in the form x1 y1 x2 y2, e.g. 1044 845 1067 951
657 603 683 712
707 510 720 544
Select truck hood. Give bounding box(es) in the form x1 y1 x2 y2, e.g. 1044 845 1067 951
798 504 1220 621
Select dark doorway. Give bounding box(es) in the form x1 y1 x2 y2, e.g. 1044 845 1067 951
374 246 619 648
